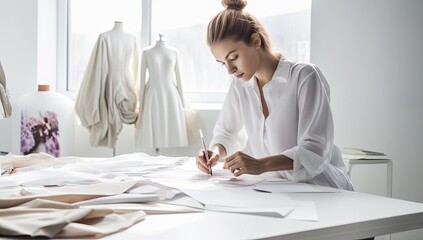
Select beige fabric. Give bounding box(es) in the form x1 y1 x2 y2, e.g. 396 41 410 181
0 198 146 238
0 60 12 118
0 180 139 208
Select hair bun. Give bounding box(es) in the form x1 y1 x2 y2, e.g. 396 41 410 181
222 0 247 11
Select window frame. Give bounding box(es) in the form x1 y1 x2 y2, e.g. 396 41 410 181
57 0 310 105
57 0 224 104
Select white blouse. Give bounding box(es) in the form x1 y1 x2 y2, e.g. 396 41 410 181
210 59 354 190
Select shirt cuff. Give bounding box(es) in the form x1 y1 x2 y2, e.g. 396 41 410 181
209 137 237 157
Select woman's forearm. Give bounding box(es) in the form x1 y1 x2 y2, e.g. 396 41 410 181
262 154 293 172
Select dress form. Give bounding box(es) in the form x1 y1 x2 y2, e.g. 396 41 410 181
113 21 123 31
135 34 189 150
75 21 139 148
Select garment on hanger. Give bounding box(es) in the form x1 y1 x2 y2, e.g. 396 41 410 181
75 22 139 148
135 35 189 148
0 60 12 119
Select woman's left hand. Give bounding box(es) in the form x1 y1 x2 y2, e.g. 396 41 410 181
224 151 266 177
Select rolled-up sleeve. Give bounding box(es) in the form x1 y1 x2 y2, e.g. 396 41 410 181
280 65 335 182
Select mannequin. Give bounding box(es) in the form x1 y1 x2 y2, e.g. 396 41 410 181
135 34 188 149
0 60 12 119
75 21 139 148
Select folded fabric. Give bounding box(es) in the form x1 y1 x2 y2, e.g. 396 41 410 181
0 180 139 208
0 198 146 238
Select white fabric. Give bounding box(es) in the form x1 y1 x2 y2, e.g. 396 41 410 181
210 59 354 190
0 60 12 118
75 26 139 148
135 41 188 148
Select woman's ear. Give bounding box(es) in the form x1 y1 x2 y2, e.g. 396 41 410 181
250 33 261 49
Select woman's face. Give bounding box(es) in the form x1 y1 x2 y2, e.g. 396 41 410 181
210 39 260 81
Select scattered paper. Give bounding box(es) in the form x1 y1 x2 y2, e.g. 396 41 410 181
172 184 296 209
205 205 294 218
253 182 340 193
285 201 318 221
213 176 264 187
74 193 159 206
1 169 100 188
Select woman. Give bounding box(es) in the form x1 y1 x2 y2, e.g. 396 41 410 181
196 0 354 191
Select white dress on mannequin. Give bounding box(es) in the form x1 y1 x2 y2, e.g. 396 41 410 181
135 35 188 148
75 22 139 148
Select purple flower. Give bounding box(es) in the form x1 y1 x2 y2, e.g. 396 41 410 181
21 113 36 154
20 110 61 157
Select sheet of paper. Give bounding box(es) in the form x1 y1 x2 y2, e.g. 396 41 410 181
0 178 18 188
61 154 187 175
148 161 264 187
75 193 159 206
79 202 202 214
21 180 139 196
253 182 340 193
342 153 389 160
128 183 180 200
166 182 296 209
285 201 318 222
213 176 265 187
205 205 294 218
1 169 100 188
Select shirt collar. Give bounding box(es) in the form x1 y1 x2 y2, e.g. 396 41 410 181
242 58 292 87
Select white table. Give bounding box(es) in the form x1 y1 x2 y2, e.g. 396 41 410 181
1 154 420 240
105 187 423 240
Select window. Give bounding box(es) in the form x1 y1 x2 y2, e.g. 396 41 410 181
65 0 142 92
61 0 311 103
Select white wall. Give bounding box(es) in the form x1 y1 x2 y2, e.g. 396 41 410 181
311 0 423 239
37 0 57 89
0 0 61 154
0 0 38 152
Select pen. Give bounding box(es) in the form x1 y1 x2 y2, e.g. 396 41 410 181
199 129 213 176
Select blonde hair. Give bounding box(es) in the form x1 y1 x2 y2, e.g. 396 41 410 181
207 0 273 52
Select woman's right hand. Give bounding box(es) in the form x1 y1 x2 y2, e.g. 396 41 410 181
195 149 220 174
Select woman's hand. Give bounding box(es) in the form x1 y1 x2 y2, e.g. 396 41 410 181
224 151 266 177
195 149 220 174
